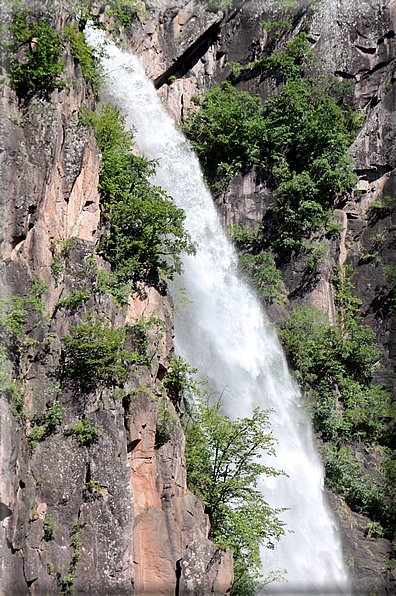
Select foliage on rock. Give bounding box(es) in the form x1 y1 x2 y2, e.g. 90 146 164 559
163 359 287 594
82 105 195 284
7 9 66 97
183 28 362 286
63 310 158 388
64 23 104 96
184 399 287 595
280 265 396 537
231 225 286 303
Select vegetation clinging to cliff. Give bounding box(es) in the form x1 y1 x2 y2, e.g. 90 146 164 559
184 401 287 595
183 31 361 254
82 105 195 283
6 8 66 97
280 266 396 537
163 358 287 595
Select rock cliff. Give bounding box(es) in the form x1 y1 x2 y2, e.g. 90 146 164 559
0 1 233 594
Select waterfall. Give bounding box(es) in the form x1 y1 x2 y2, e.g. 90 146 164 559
86 27 351 595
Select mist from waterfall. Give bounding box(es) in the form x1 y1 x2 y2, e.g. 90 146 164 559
86 26 351 595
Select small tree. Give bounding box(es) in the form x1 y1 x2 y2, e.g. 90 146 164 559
183 398 287 595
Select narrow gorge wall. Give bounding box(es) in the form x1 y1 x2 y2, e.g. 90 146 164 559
0 1 233 594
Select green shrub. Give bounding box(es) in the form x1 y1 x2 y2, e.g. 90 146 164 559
64 25 104 96
84 480 104 492
95 270 131 308
370 195 396 211
57 289 91 309
28 399 65 451
364 521 384 539
9 9 66 97
184 400 287 594
70 419 101 446
154 400 175 448
64 313 136 387
60 518 84 595
0 281 48 400
230 226 286 303
103 0 147 23
384 265 396 314
163 355 204 413
239 251 286 302
183 82 265 195
205 0 232 12
320 446 385 517
79 0 147 25
382 455 396 498
43 515 57 541
184 31 361 253
279 294 394 447
82 105 195 282
280 266 396 537
63 310 161 388
9 384 31 421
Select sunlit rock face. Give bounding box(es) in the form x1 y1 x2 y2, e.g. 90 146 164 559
0 2 233 595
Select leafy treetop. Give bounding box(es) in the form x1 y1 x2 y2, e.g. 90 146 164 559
9 9 66 97
184 31 362 252
184 398 287 595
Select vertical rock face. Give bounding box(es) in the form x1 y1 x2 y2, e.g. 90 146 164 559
0 2 233 594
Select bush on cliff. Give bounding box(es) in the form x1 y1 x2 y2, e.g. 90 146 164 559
280 265 396 537
184 400 287 595
8 9 66 97
82 105 195 284
183 30 362 254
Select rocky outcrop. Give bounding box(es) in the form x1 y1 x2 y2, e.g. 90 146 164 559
0 2 233 594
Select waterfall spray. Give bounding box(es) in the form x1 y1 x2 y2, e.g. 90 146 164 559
86 26 351 595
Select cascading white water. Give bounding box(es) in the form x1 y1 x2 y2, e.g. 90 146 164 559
86 27 352 595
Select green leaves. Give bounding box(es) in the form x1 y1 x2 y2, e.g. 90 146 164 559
183 82 265 194
162 355 203 413
321 446 385 516
83 105 195 281
183 399 287 594
280 301 382 390
64 25 104 97
239 251 286 302
64 311 163 388
64 312 139 387
280 266 396 537
184 31 361 253
28 399 65 452
280 299 396 446
162 360 288 591
70 419 101 446
9 9 66 97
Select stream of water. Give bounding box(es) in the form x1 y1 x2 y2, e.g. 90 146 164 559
87 27 351 595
